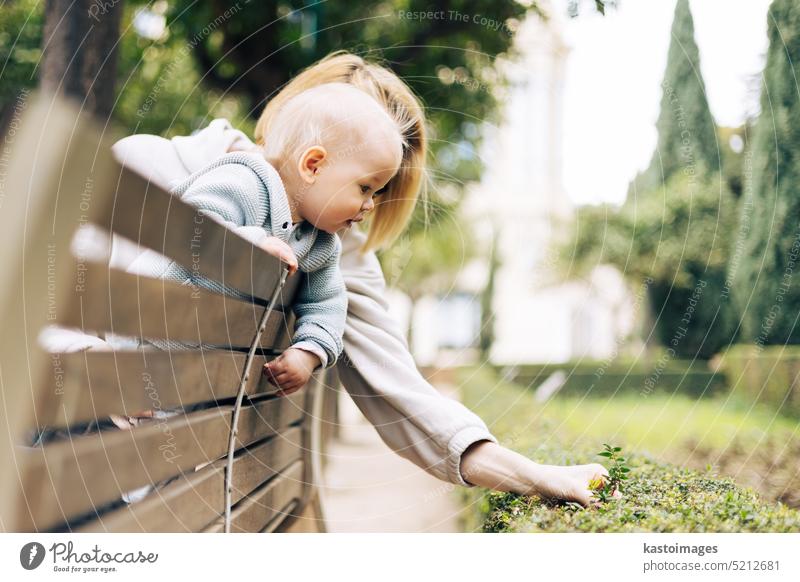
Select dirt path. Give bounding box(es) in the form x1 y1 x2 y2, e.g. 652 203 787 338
320 383 464 533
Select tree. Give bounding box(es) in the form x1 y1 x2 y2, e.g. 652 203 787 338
1 0 609 314
0 0 44 109
113 2 254 139
40 0 124 119
479 224 500 359
627 0 719 199
555 0 738 359
558 171 738 359
377 196 475 349
731 0 800 346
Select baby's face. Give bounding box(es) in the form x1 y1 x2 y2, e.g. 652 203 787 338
296 136 402 235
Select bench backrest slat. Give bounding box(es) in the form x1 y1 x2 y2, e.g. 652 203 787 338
102 165 286 305
55 261 289 348
0 95 120 526
17 391 305 531
202 460 304 533
38 351 295 428
76 426 303 533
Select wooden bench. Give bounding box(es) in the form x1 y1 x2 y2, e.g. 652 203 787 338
0 92 335 533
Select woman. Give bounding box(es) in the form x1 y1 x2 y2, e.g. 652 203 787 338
109 51 614 508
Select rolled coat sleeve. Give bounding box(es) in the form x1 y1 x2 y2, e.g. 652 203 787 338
291 237 346 369
335 226 497 487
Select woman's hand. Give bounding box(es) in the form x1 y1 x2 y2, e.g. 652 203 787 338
263 347 321 395
460 440 623 508
258 236 298 276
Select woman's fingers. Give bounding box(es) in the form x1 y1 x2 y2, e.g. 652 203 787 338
593 464 610 479
263 365 282 385
584 466 623 506
267 370 298 391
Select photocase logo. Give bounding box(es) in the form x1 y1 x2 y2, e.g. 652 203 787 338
20 542 46 570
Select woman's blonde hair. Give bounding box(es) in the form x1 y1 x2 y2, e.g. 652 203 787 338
255 51 428 253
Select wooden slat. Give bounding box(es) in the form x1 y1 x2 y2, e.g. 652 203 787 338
35 351 290 428
75 426 303 532
260 309 296 351
54 261 289 347
261 500 298 533
202 460 304 533
0 92 120 528
99 165 287 303
13 390 306 531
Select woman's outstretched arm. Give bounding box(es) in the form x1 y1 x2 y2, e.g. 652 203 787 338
335 225 616 507
335 225 499 488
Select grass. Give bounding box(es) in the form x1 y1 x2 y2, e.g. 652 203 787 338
456 365 800 532
532 389 798 454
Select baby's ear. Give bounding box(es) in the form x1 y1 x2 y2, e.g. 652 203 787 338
298 145 328 182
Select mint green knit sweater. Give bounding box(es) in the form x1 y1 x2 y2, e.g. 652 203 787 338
135 151 345 368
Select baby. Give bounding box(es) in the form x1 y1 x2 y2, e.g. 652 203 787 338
157 82 405 394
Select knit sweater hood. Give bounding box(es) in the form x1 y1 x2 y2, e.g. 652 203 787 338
171 118 259 175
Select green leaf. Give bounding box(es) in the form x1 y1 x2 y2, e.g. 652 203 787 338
595 0 606 16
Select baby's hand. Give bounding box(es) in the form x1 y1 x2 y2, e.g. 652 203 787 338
262 347 321 395
258 236 298 276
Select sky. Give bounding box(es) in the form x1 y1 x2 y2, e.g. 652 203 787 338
557 0 773 205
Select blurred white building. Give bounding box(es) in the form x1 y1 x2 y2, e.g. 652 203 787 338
400 9 634 366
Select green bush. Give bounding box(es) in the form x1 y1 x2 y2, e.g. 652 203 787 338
458 366 800 532
464 451 800 533
714 345 800 417
499 358 726 399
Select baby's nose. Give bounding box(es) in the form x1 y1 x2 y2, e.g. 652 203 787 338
362 196 375 212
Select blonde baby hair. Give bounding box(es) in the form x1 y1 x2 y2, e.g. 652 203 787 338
262 82 406 177
255 51 428 253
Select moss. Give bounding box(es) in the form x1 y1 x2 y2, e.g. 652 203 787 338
457 366 800 533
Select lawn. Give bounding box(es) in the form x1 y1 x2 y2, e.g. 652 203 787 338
456 365 800 532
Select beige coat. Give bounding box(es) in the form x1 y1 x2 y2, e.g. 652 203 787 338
102 120 497 487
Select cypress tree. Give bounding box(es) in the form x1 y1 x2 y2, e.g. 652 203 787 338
628 0 719 198
731 0 800 345
624 0 736 358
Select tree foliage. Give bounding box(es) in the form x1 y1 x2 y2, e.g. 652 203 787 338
730 0 800 346
558 0 742 359
0 0 44 106
560 171 738 358
627 0 719 199
1 0 539 295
